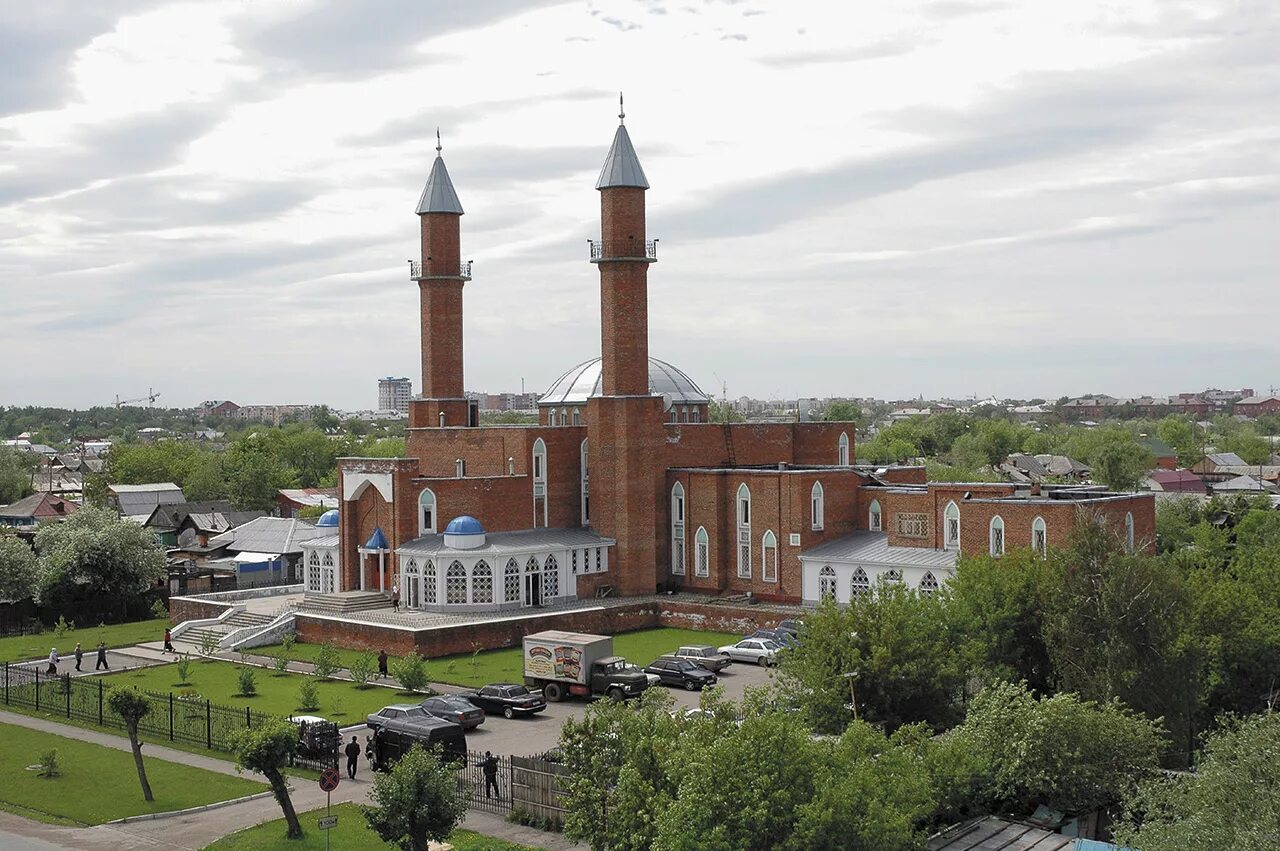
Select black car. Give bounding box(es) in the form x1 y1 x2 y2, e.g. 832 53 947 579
643 656 719 691
366 703 433 731
466 683 548 719
748 628 798 649
370 717 467 770
420 695 486 730
775 619 803 638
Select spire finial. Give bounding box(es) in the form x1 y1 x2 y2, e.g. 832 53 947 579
618 91 625 124
436 127 442 155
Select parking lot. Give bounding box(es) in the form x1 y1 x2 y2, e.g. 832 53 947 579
386 659 778 758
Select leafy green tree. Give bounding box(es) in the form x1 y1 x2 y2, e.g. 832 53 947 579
310 641 340 679
222 441 295 511
0 446 37 504
1091 437 1154 491
708 401 743 423
1114 712 1280 851
107 685 155 802
1155 415 1201 466
1221 430 1271 465
0 536 37 602
311 405 340 432
390 653 429 693
822 401 862 425
229 719 303 839
348 650 378 688
34 506 165 612
363 743 467 851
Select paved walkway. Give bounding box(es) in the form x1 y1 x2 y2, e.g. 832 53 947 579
9 646 174 679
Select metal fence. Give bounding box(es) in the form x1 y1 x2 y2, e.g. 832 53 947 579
1 662 335 771
453 750 512 815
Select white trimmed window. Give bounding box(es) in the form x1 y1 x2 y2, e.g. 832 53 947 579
1032 516 1047 555
868 499 882 532
671 482 686 576
424 560 437 604
920 571 939 597
883 568 902 584
532 438 547 528
736 483 752 579
695 527 710 577
819 565 837 601
580 439 590 526
503 559 519 602
1125 512 1135 553
838 432 850 466
446 561 466 604
572 408 580 426
896 513 928 539
306 551 321 592
944 501 960 551
543 554 560 598
762 530 777 582
473 561 493 604
989 516 1005 557
850 567 869 598
549 410 557 426
811 481 824 531
419 488 437 535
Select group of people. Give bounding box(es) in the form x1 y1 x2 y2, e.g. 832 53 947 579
44 641 109 675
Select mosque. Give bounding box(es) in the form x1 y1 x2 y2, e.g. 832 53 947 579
298 106 1154 615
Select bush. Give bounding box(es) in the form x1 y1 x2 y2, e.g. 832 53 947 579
298 677 320 711
348 651 377 688
199 631 219 657
37 749 59 778
150 598 168 620
280 633 296 653
312 642 340 680
272 652 290 676
237 666 257 697
52 615 75 639
175 654 192 684
390 654 430 694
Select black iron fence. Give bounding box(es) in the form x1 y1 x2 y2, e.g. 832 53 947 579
454 750 512 815
1 662 335 771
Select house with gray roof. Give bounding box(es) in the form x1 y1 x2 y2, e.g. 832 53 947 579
109 483 185 521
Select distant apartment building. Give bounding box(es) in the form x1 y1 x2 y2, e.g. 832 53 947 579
196 400 241 419
236 405 313 425
378 377 413 414
1234 394 1280 418
467 391 539 412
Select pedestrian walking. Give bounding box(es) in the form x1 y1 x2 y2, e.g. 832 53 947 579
74 642 83 672
95 641 109 671
46 647 58 675
391 583 400 612
345 735 361 779
163 628 175 653
481 751 500 800
378 649 388 679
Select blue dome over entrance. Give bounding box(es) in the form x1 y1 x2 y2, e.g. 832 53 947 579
444 515 484 535
315 509 339 528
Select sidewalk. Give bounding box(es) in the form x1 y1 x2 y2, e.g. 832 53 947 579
9 646 173 679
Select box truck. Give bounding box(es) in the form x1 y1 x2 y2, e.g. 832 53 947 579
522 630 649 702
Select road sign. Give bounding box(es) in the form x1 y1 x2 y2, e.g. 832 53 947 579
318 815 338 830
318 767 341 792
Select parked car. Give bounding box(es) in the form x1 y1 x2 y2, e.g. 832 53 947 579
370 717 467 769
620 661 661 688
775 619 803 638
419 695 486 730
464 683 548 719
671 644 732 672
718 638 781 666
366 703 433 731
643 656 719 691
748 628 798 649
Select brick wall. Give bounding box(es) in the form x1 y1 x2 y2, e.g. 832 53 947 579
169 597 231 625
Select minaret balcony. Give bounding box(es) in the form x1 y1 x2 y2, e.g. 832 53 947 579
588 239 658 263
409 260 472 281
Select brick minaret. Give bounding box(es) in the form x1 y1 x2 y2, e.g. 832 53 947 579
587 99 665 595
409 132 473 429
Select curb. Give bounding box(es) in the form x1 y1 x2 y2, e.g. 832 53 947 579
104 789 276 824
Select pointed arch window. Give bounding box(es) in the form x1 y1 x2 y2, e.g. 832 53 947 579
418 488 437 535
1125 512 1135 553
424 560 437 605
883 568 902 584
473 560 493 604
762 530 778 582
580 439 590 526
838 432 850 466
944 501 960 551
549 409 557 426
989 516 1005 557
503 559 520 603
850 567 870 598
543 554 559 598
920 571 939 597
446 561 467 605
695 526 710 577
671 482 686 576
532 438 547 528
868 499 882 532
819 565 837 601
811 481 825 531
1032 516 1047 555
736 483 752 578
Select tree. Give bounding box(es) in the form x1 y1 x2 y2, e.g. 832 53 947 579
708 401 743 423
1091 438 1153 491
1114 712 1280 851
34 506 166 612
363 743 467 851
230 719 303 839
390 654 429 693
107 686 155 802
0 536 37 602
0 446 38 504
348 650 378 688
822 401 862 425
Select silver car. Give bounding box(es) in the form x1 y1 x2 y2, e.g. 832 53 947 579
717 638 780 666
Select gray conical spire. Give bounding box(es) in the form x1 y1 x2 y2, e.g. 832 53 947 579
596 97 649 190
416 130 464 214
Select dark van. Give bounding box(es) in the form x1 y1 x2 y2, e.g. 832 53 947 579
370 717 467 771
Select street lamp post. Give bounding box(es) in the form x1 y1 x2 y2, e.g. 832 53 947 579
842 670 859 720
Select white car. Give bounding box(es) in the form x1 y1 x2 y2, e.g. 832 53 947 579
718 638 781 666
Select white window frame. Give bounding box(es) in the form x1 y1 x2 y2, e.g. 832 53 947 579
446 560 467 605
838 432 850 466
473 560 493 604
503 559 520 603
989 515 1005 557
810 481 824 531
418 488 437 535
818 565 837 601
532 438 547 527
580 439 590 527
736 483 752 579
920 571 939 596
695 526 710 577
868 499 882 532
1032 516 1047 556
424 559 437 604
671 482 686 576
944 501 960 551
762 530 777 582
1125 512 1135 553
850 567 869 598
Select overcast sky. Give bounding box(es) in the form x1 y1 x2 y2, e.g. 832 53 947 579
1 0 1277 410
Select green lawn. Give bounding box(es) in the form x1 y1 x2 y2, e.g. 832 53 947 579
0 617 169 663
93 659 425 723
206 802 540 850
259 627 744 688
0 722 266 826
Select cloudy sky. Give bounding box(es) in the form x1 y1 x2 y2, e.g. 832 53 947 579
1 0 1277 410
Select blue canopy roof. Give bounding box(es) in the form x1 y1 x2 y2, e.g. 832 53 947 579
444 515 485 535
315 509 339 528
365 527 389 550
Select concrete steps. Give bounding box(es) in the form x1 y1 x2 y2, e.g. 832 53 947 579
297 591 390 615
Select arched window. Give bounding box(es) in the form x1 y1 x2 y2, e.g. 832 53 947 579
850 567 869 598
503 559 520 603
580 439 590 526
671 482 686 576
549 409 557 426
989 516 1005 557
944 501 960 551
819 565 837 601
868 499 882 532
306 551 321 592
920 571 939 597
572 408 580 426
695 526 710 577
424 559 437 605
543 554 559 598
838 432 850 466
472 561 492 604
532 438 547 528
811 481 825 531
418 488 437 535
1125 512 1135 553
446 561 467 605
762 530 778 582
883 568 902 584
736 483 752 578
1032 516 1047 555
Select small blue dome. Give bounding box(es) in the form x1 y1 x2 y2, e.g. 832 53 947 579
444 515 485 535
365 527 389 550
315 510 339 528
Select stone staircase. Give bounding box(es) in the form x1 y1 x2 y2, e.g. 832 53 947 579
296 591 390 615
176 610 275 650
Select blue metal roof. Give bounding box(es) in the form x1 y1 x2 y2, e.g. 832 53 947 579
315 509 339 528
365 526 389 550
444 515 485 535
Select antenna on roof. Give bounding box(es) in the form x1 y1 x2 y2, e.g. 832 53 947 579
436 127 442 154
618 91 625 124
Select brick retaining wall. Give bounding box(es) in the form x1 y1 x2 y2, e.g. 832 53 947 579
169 597 233 625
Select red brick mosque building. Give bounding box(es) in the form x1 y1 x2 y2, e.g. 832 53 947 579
300 109 1154 613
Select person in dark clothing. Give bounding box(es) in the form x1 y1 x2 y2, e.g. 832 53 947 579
345 735 361 779
74 643 83 672
378 649 388 679
95 642 109 671
481 751 500 799
163 628 175 653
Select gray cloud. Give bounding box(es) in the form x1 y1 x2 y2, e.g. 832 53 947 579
757 36 924 68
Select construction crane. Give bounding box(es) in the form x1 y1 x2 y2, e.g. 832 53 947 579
114 388 161 408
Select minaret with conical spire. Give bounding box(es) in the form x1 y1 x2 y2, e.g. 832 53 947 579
410 130 473 429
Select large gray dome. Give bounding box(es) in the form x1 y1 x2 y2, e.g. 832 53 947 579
539 358 710 407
